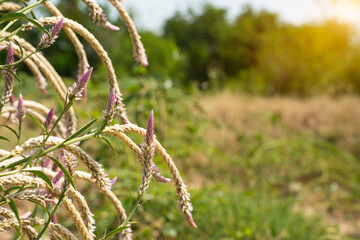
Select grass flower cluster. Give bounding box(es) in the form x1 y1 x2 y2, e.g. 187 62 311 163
0 1 196 239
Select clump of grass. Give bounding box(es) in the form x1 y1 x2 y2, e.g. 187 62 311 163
0 1 196 239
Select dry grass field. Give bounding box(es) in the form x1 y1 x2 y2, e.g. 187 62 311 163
198 93 360 238
201 93 360 152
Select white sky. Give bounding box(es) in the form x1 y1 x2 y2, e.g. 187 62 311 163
119 0 360 32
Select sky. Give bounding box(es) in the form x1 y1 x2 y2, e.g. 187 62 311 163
118 0 360 32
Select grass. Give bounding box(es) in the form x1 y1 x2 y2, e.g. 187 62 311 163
7 74 360 239
195 93 360 239
72 86 360 239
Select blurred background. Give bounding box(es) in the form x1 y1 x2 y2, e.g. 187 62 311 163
7 0 360 239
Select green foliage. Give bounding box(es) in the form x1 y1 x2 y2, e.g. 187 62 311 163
30 2 360 95
81 79 360 239
136 187 336 240
164 5 229 88
163 5 360 95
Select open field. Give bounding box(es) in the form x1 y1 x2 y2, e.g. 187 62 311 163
193 93 360 239
72 92 360 239
2 92 360 240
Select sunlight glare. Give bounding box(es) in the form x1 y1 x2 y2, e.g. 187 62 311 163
321 0 360 26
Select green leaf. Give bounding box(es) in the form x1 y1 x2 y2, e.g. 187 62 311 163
0 13 49 36
6 69 22 83
23 17 49 36
20 0 37 20
5 186 26 195
8 199 21 226
98 136 117 156
0 193 7 201
62 119 97 144
103 226 130 240
54 235 63 240
27 113 45 135
13 39 23 59
0 136 10 142
1 124 19 138
25 170 53 188
47 156 76 189
15 234 22 240
0 13 26 22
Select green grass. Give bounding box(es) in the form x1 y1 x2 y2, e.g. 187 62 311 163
24 76 360 239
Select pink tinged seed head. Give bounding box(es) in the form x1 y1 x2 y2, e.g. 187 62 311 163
43 107 55 133
52 170 64 188
152 165 171 183
51 17 64 37
77 67 93 89
176 186 196 228
110 177 117 187
51 162 59 172
2 42 15 82
68 67 93 100
145 110 154 146
38 18 64 49
51 214 58 224
1 43 16 110
103 88 116 123
82 86 87 100
16 94 26 121
9 94 14 105
134 42 149 67
5 42 14 67
40 87 48 95
63 150 78 176
40 157 51 168
139 56 149 67
184 210 197 228
17 94 23 109
104 21 120 31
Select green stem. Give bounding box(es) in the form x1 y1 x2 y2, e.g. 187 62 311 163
0 51 39 69
36 189 66 240
0 130 98 174
19 99 74 171
0 0 46 37
103 198 141 240
17 121 22 146
18 0 46 14
0 26 24 43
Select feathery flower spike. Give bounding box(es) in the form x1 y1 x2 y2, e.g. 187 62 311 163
52 214 58 224
103 88 116 124
52 170 64 188
44 107 55 134
9 94 14 105
110 177 117 187
63 150 78 176
40 157 51 168
15 94 26 122
145 110 154 146
0 42 15 112
152 165 171 183
38 18 64 49
81 0 120 31
138 111 156 197
68 67 93 101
